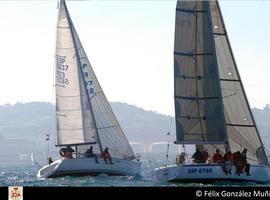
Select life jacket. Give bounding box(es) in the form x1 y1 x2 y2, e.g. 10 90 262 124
101 152 105 158
66 151 73 159
212 153 223 163
202 152 209 162
102 151 110 158
232 152 240 164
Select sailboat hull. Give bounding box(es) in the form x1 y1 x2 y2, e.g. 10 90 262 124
37 157 141 178
153 164 270 184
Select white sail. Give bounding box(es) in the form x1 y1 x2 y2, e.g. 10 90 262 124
72 29 135 159
55 0 135 159
56 0 98 146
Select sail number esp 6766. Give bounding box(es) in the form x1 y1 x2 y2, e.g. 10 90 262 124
188 168 213 174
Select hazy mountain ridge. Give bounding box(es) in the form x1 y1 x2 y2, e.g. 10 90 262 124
0 102 269 165
0 102 269 142
0 101 175 144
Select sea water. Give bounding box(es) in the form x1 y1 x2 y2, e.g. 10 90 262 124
0 159 263 187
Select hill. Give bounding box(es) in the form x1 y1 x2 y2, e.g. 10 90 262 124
0 102 269 165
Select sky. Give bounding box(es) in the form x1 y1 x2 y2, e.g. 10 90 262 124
0 0 269 115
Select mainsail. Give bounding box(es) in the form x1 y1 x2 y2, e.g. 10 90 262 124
55 0 135 159
174 1 227 144
174 0 268 165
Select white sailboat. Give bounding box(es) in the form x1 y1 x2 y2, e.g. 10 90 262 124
153 0 270 183
37 0 141 178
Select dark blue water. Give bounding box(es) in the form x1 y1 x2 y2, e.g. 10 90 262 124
0 159 265 187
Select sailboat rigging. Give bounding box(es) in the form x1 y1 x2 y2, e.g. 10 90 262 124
37 0 141 178
153 0 270 183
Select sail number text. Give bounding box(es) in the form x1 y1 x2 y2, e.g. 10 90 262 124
188 168 213 174
56 55 69 86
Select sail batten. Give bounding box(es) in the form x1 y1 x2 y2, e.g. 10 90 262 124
175 141 226 145
174 52 213 56
176 8 208 13
226 124 255 127
175 96 220 100
220 79 240 82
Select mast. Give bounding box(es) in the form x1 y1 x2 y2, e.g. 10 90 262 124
61 0 103 153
